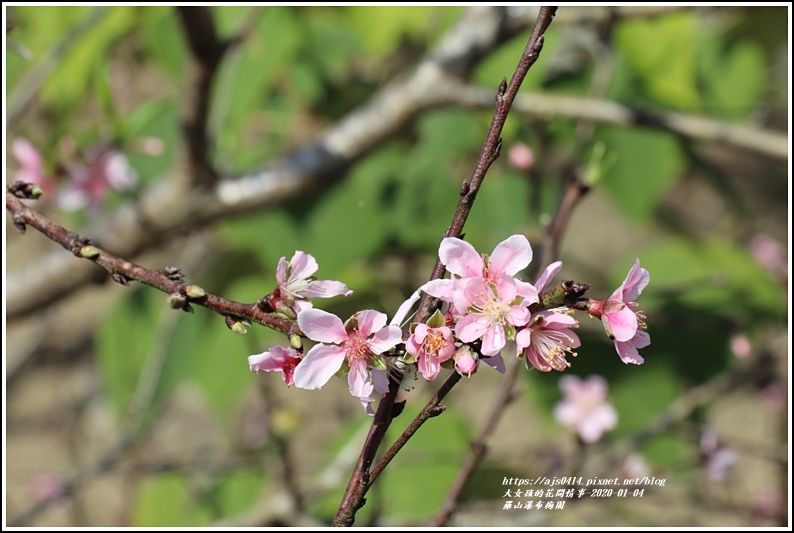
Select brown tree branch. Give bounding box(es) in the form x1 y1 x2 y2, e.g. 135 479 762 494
450 87 789 161
6 187 299 336
6 6 541 323
331 7 559 527
175 7 232 189
414 7 558 324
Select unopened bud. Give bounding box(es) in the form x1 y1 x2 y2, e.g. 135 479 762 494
168 292 187 309
454 345 479 377
30 185 43 199
79 246 101 259
184 284 206 299
231 321 249 335
289 334 303 350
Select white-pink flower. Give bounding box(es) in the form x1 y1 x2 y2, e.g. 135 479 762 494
12 138 57 199
248 345 301 386
293 309 402 412
429 235 539 309
275 251 352 313
58 146 138 212
455 276 531 356
405 323 455 381
589 259 650 365
516 311 580 372
554 374 618 443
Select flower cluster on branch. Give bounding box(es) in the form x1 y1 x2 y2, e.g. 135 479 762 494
249 235 651 414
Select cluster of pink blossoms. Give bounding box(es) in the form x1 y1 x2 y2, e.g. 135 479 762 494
248 236 651 414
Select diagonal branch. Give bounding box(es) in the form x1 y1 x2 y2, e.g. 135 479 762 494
174 7 232 189
6 187 299 336
331 7 559 528
450 87 789 161
6 6 541 322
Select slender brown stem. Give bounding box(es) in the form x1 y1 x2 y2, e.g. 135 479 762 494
429 358 522 526
331 7 559 527
6 188 299 336
415 6 558 324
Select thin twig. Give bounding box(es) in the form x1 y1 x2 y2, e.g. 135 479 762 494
429 358 522 526
6 188 299 336
331 7 559 527
415 6 559 324
7 7 110 123
451 87 789 161
175 7 231 189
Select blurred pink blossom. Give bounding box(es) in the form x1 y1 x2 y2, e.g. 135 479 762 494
508 143 535 172
59 146 138 212
729 333 752 359
748 233 787 279
553 374 618 443
30 472 65 503
12 138 57 197
700 427 738 482
620 453 649 480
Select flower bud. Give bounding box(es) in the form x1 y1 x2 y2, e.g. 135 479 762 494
454 345 479 377
184 284 206 299
167 292 187 309
79 246 101 259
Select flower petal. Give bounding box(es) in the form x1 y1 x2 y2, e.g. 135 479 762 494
289 251 319 281
535 260 562 294
348 359 374 399
489 234 532 276
439 237 483 278
292 344 346 389
298 308 347 344
301 279 353 298
356 310 387 338
369 325 403 354
605 305 638 342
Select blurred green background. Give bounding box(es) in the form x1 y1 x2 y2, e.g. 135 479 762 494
5 6 789 527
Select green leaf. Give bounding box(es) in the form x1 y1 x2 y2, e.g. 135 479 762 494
595 126 684 221
133 473 212 526
314 402 470 523
40 7 136 111
183 276 287 417
615 12 701 110
96 288 164 421
699 39 765 119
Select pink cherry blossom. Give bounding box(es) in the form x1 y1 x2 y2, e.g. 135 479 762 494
453 345 478 377
515 311 580 372
293 309 402 412
434 235 539 308
508 143 535 172
553 374 618 443
12 138 57 198
58 146 137 213
248 345 301 386
588 259 650 364
274 251 352 313
700 428 738 482
405 324 455 381
455 276 531 356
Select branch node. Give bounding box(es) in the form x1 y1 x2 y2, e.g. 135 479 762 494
111 272 130 286
161 266 185 283
12 212 27 233
9 180 43 200
69 236 92 257
79 245 101 260
183 284 207 300
428 405 446 418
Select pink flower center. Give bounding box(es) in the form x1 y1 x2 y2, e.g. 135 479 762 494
343 331 372 361
422 330 450 358
531 328 577 371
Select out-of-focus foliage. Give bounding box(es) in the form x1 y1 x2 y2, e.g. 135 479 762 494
6 6 788 527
